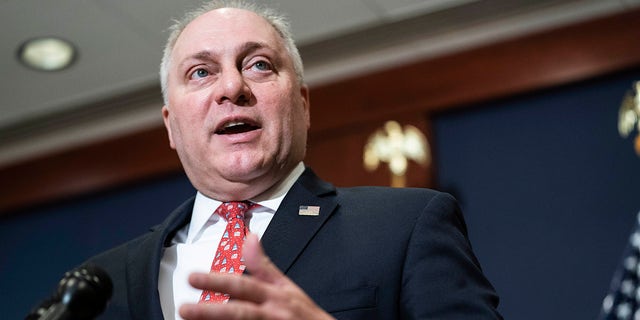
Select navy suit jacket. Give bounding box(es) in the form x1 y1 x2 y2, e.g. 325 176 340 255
87 169 501 319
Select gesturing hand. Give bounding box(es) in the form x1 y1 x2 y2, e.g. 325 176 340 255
179 233 335 320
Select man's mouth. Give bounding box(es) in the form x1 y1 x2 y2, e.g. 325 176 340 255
215 121 261 135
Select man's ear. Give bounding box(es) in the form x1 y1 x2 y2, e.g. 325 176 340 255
162 105 176 149
300 85 311 129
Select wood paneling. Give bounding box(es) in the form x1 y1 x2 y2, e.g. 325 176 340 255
309 8 640 134
306 113 433 188
0 127 182 214
2 8 640 215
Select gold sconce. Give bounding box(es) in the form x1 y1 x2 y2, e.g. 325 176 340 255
363 120 430 187
618 81 640 156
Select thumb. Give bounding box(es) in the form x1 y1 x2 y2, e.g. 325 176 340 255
243 233 286 284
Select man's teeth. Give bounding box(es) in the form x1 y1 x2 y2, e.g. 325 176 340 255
225 121 245 128
216 121 259 134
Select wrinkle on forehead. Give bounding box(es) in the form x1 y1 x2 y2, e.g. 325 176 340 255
179 41 277 63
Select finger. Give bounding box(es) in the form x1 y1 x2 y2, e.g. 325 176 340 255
188 272 269 303
243 233 287 284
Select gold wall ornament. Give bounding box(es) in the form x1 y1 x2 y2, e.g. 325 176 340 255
618 81 640 155
363 120 430 187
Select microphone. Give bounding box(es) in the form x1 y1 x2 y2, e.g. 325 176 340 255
25 264 113 320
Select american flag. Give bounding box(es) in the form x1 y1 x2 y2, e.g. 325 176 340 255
601 211 640 319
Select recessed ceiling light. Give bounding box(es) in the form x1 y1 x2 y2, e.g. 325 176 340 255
17 37 77 71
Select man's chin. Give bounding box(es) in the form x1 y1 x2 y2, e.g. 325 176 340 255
220 162 268 181
207 179 276 202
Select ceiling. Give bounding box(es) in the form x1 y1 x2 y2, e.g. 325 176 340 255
1 0 639 166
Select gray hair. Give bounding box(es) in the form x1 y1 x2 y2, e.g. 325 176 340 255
159 0 305 105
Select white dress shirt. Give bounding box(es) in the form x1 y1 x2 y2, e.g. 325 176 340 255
158 163 305 320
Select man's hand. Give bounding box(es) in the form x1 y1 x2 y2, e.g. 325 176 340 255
179 233 335 320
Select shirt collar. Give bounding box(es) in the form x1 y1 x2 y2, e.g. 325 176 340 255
186 162 305 242
251 162 305 211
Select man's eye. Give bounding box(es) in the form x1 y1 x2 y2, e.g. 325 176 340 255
252 61 271 71
190 68 209 79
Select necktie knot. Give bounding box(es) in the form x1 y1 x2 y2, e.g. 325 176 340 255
215 201 253 221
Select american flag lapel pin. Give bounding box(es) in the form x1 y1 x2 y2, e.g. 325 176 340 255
298 205 320 216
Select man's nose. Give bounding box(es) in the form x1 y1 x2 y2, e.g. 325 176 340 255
215 68 252 105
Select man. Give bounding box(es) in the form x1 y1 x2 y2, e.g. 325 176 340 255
87 1 502 319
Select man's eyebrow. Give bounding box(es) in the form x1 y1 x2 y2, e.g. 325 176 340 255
192 51 215 60
178 51 215 70
238 41 276 56
177 42 278 70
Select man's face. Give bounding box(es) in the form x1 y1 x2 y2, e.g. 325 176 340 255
162 8 310 201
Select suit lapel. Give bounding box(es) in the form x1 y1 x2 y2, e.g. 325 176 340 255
261 169 338 274
126 197 194 320
119 170 336 317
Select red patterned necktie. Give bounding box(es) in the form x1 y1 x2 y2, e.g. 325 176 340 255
200 201 256 303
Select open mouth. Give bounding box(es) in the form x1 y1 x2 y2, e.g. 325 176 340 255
215 121 261 135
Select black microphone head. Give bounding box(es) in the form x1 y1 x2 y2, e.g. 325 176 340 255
56 264 113 319
25 296 55 320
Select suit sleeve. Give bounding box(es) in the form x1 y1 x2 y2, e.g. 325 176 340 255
400 192 503 319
